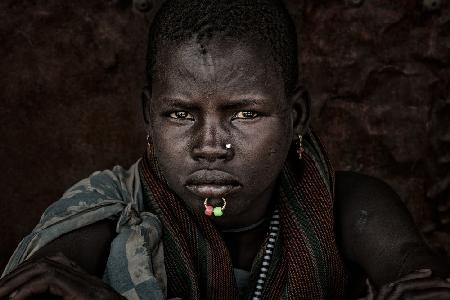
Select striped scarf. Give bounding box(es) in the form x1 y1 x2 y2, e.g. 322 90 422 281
139 131 348 299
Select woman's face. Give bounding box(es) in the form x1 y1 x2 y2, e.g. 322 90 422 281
148 38 296 227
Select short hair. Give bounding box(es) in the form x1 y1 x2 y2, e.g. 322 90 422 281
146 0 299 96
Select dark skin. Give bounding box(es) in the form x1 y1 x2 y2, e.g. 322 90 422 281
0 221 122 300
148 38 296 229
1 37 449 299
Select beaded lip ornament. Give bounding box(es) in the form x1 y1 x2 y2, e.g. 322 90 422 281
204 197 227 217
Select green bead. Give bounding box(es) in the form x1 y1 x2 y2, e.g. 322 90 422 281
213 207 223 217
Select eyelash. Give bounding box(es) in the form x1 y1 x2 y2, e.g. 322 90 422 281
169 111 195 120
167 111 261 121
231 111 260 120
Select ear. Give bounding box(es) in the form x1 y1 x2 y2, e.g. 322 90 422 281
288 85 311 138
141 86 151 124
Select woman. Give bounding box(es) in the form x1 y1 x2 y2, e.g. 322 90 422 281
1 0 449 299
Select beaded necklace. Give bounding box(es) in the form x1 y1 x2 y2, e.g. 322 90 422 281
251 209 280 299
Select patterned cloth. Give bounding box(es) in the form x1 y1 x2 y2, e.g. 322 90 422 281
140 130 348 299
2 130 348 299
2 161 167 299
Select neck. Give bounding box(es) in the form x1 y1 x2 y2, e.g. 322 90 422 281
213 180 278 230
220 216 268 233
217 182 279 270
221 218 270 271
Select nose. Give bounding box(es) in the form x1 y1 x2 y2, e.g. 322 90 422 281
191 119 233 162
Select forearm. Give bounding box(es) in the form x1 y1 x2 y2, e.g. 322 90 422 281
395 241 450 280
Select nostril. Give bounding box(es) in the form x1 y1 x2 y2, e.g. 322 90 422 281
192 145 232 162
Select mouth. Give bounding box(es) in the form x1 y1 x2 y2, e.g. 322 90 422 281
185 170 242 198
185 184 241 198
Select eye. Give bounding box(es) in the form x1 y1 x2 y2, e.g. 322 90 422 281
232 111 260 120
169 111 194 120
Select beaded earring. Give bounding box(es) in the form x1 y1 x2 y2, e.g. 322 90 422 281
297 134 304 160
146 133 151 147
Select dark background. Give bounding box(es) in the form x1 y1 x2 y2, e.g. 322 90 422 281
1 0 449 273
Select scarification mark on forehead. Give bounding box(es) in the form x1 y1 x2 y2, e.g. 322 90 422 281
199 43 208 55
197 43 216 82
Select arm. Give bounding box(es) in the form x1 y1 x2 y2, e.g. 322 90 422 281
0 163 146 299
28 219 117 277
335 171 450 287
0 220 122 300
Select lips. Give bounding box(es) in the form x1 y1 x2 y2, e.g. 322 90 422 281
185 170 242 198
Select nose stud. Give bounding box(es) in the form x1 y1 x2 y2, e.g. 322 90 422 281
225 144 232 149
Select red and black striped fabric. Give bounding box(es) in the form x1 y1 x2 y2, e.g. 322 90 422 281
139 131 348 299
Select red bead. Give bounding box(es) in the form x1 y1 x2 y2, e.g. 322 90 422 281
205 205 213 216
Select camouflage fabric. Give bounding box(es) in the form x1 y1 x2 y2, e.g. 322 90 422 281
1 160 167 300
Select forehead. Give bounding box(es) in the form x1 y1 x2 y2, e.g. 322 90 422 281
152 37 285 99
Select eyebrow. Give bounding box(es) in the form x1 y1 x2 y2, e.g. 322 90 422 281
219 98 266 110
159 97 198 110
159 96 269 110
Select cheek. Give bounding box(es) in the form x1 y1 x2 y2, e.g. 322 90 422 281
239 135 288 164
239 116 291 155
234 118 292 182
149 121 189 182
151 116 188 150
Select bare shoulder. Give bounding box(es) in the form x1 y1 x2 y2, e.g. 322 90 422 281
29 219 117 277
335 171 450 286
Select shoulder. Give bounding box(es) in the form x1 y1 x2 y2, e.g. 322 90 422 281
11 161 143 277
41 160 143 224
335 171 400 208
61 160 142 203
334 171 411 265
334 171 412 245
335 171 415 230
335 171 449 286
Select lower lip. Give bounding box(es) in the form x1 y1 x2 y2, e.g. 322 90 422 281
185 184 241 198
